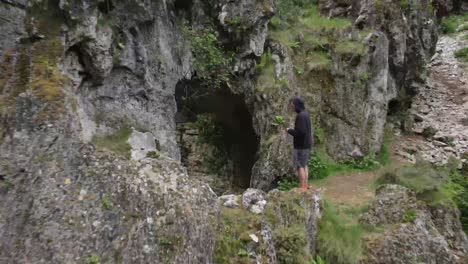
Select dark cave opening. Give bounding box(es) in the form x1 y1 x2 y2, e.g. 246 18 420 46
175 80 259 190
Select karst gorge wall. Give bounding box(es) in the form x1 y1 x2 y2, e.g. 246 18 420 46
0 0 467 263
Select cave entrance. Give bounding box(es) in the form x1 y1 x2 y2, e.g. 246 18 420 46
175 80 259 192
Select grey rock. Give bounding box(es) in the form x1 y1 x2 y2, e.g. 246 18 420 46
219 194 240 208
127 129 157 161
242 188 266 209
360 184 467 264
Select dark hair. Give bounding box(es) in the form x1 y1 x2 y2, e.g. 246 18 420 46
290 97 305 112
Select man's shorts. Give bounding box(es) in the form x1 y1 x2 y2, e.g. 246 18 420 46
293 148 310 169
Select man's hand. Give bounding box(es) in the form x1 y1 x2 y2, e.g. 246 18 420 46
286 128 292 133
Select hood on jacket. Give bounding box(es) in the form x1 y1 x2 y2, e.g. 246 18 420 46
291 97 305 113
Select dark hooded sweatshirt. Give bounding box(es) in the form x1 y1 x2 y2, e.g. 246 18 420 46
287 98 313 149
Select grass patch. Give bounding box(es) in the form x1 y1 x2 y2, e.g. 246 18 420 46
454 47 468 62
306 51 332 71
308 148 381 182
440 14 468 34
334 41 367 56
317 201 363 264
300 6 351 31
92 125 132 158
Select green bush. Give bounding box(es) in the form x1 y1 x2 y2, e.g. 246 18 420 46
182 25 232 89
272 115 286 127
317 201 363 264
308 153 328 180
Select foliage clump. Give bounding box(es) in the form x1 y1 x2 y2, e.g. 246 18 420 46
440 14 468 34
182 25 232 89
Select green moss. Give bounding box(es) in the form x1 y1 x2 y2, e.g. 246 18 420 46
403 209 417 223
92 125 132 158
101 195 113 210
317 201 363 264
87 253 101 264
146 151 159 159
214 208 262 263
273 226 309 264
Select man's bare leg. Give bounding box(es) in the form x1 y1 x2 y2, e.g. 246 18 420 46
305 166 309 188
298 168 307 189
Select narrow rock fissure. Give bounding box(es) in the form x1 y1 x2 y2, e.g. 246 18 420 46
175 79 260 194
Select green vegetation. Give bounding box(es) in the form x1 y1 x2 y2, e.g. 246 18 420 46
182 25 232 89
274 226 309 264
440 14 468 34
375 161 461 206
101 195 113 210
214 208 262 263
277 177 299 191
375 159 468 231
88 254 101 264
306 51 332 71
272 115 286 127
92 125 132 158
335 40 367 56
266 191 310 264
195 114 228 173
308 149 381 181
454 47 468 62
403 209 417 223
310 256 326 264
317 201 363 264
146 151 160 159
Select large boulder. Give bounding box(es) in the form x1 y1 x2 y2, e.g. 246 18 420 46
360 185 468 264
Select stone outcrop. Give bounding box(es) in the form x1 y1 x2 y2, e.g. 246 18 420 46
215 188 321 263
360 185 468 264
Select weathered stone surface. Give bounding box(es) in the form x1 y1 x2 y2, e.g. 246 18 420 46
127 129 158 161
0 0 26 59
360 184 468 264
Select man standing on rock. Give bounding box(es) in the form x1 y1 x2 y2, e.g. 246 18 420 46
286 97 313 190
